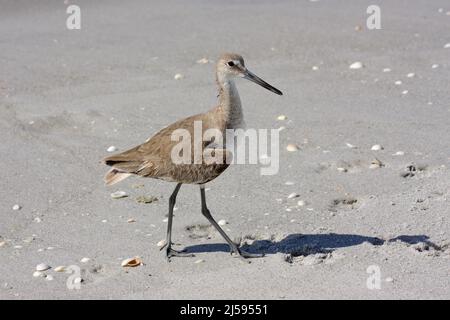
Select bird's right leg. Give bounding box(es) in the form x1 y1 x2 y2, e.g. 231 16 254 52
160 183 194 261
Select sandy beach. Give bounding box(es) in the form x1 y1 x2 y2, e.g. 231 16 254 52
0 0 449 299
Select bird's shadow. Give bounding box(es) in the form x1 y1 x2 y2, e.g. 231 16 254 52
183 233 438 256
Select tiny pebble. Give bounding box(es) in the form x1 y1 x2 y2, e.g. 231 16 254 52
80 257 90 263
36 263 51 271
371 144 383 151
287 193 299 199
174 73 183 80
111 191 128 199
12 204 21 211
277 115 287 121
286 144 300 152
107 146 117 152
349 61 363 69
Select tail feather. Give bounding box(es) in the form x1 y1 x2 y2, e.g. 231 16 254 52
104 169 132 186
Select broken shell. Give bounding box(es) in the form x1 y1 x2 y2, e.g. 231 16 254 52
121 257 143 267
36 263 51 271
286 144 300 152
349 62 363 69
287 193 300 199
312 66 319 71
73 277 82 284
346 142 357 149
218 219 228 226
54 266 66 272
432 64 439 69
402 90 408 95
111 191 128 199
337 167 347 172
394 151 405 156
369 158 384 169
12 204 21 211
371 144 383 151
107 146 117 152
444 43 450 49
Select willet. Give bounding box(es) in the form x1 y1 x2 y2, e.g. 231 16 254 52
103 53 282 260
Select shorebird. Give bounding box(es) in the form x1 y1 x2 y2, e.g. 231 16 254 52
103 53 282 260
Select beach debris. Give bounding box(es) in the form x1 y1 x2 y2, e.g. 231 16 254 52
287 193 300 199
346 142 357 149
354 25 362 31
136 195 158 204
431 64 439 69
54 266 66 272
218 219 228 226
285 181 295 185
312 65 319 71
45 275 54 281
382 68 391 72
33 271 44 278
14 245 23 249
111 191 128 199
12 204 21 211
444 43 450 49
349 61 363 69
371 144 383 151
157 239 167 247
80 257 90 263
385 277 394 282
407 73 415 78
0 241 6 248
394 80 402 85
127 218 136 223
73 277 82 285
107 146 117 152
286 144 300 152
402 90 408 95
196 58 209 64
36 263 51 272
174 73 184 80
195 259 205 264
34 217 42 223
393 151 404 156
277 114 287 121
121 257 143 267
297 200 306 207
369 158 384 169
337 167 347 173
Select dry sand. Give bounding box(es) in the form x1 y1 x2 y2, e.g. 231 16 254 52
0 0 449 299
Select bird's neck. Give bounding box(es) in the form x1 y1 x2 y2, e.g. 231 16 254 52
216 77 244 129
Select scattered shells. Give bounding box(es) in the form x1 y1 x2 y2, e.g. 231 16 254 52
196 58 209 64
218 219 228 226
36 263 51 272
136 195 158 204
195 259 205 264
406 73 415 78
349 62 363 69
110 191 128 199
107 146 117 152
286 144 300 152
121 257 143 267
174 73 184 80
12 204 21 211
80 257 90 263
371 144 383 151
54 266 66 272
297 200 306 207
382 68 391 73
33 271 44 278
277 115 287 121
394 80 402 85
157 239 167 247
287 193 300 199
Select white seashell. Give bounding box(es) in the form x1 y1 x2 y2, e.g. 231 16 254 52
107 146 117 152
278 126 286 132
406 73 415 78
285 181 295 185
371 144 383 151
286 144 300 152
431 64 439 69
394 80 402 85
337 167 347 172
121 257 143 267
346 143 357 149
73 277 82 284
312 66 319 71
297 200 306 207
33 271 44 278
0 241 6 247
277 115 287 121
393 151 404 156
34 217 42 223
382 68 391 73
402 90 408 95
110 191 128 199
127 218 136 223
195 259 205 264
36 263 51 271
444 43 450 49
14 245 23 249
157 239 166 247
218 219 228 226
385 277 394 282
12 204 21 211
54 266 66 272
45 275 54 281
162 218 168 223
174 73 183 80
349 62 363 69
287 193 299 199
80 257 90 263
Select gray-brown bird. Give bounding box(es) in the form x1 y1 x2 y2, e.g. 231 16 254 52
103 53 282 260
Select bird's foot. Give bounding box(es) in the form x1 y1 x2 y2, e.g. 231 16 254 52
231 246 264 262
165 246 195 261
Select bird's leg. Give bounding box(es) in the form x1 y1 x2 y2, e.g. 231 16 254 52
199 186 264 260
161 183 194 260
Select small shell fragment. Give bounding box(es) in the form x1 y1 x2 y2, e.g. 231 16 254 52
349 62 363 69
174 73 184 80
157 239 167 247
12 204 21 211
80 257 90 263
337 167 347 173
371 144 383 151
121 257 143 267
218 219 228 226
444 43 450 49
369 158 384 169
406 73 415 78
287 193 299 199
393 151 405 156
196 58 209 64
33 271 44 278
195 259 205 264
111 191 128 199
382 68 391 73
312 66 319 71
297 200 306 207
346 143 357 149
431 64 439 69
36 263 51 271
402 90 408 95
136 195 158 204
45 275 54 281
73 277 82 284
286 144 300 152
277 115 287 121
107 146 117 152
54 266 66 272
127 218 136 223
394 80 402 85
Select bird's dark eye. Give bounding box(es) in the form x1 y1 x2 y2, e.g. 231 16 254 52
227 61 235 67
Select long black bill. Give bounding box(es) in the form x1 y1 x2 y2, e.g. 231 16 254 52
243 70 283 95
